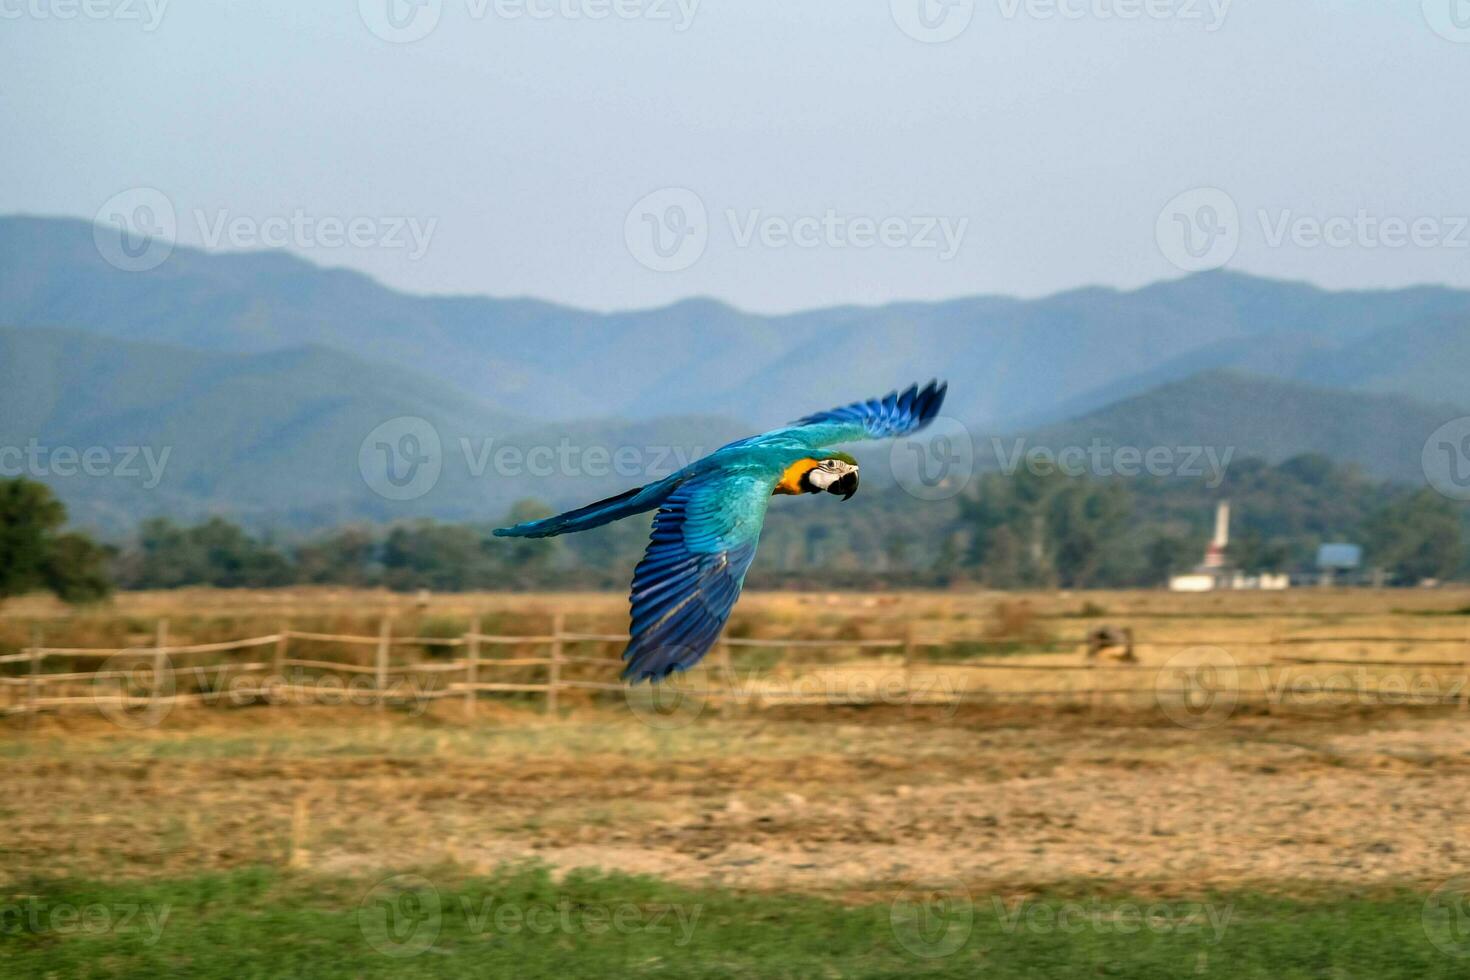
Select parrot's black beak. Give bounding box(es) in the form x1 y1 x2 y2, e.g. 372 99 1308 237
830 471 858 501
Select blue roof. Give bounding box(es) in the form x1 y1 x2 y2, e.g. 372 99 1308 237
1316 543 1362 569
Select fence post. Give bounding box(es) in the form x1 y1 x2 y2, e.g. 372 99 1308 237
153 619 169 701
465 616 481 721
547 612 564 716
288 794 312 869
1462 630 1470 712
902 623 916 703
274 621 288 679
376 615 390 710
26 625 42 727
1086 627 1101 713
716 640 735 716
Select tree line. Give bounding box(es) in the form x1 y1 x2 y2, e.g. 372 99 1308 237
0 453 1464 604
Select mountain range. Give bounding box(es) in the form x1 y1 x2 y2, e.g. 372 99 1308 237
1 214 1465 532
0 325 746 533
1021 370 1460 487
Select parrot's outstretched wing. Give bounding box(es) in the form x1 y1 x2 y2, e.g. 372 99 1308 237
728 380 948 451
622 470 776 683
785 379 948 446
493 477 675 539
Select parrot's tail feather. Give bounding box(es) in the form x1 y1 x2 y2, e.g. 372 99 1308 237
493 482 667 539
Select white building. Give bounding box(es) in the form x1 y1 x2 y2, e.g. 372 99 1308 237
1168 501 1290 592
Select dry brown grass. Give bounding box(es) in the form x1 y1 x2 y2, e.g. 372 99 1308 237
5 698 1470 898
4 587 1470 898
8 583 1470 647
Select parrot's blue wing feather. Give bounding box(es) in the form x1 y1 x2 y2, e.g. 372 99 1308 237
726 380 947 451
493 477 675 539
788 379 947 445
622 471 775 683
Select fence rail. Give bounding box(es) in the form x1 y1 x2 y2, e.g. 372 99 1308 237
4 614 1470 722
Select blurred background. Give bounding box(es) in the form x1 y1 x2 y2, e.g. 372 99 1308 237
4 2 1470 977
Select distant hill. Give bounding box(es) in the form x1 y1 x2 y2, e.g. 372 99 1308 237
1019 370 1462 485
5 214 1469 533
5 322 1452 537
0 326 748 535
7 214 1470 432
1047 310 1470 423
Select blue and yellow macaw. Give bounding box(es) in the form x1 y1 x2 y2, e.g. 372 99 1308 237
494 381 948 682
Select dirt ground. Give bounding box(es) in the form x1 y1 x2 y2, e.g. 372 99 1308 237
6 587 1470 899
5 700 1470 899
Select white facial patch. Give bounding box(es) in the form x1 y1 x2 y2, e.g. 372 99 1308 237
808 468 838 490
808 460 857 490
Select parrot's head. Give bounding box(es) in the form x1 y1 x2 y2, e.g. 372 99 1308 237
805 452 860 500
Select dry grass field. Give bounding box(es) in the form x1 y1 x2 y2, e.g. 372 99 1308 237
5 588 1470 976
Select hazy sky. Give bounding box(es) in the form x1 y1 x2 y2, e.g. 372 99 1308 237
3 0 1467 312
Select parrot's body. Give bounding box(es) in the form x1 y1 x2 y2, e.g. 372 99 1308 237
494 381 947 682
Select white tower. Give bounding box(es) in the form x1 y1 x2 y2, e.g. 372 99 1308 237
1203 501 1230 569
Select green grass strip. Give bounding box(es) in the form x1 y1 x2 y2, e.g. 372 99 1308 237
2 867 1465 979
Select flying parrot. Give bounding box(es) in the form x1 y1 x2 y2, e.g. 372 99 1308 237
494 381 948 683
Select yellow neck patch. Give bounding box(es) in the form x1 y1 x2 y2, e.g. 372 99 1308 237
774 458 820 495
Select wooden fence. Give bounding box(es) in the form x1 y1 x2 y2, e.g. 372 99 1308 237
5 614 1470 721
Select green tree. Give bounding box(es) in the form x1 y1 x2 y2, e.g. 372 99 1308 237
1145 532 1201 585
382 521 501 591
497 500 558 582
961 469 1133 588
190 518 293 587
296 526 381 586
119 517 292 588
1363 489 1464 584
0 478 112 604
42 532 114 602
1227 529 1292 574
1044 477 1132 587
961 471 1052 587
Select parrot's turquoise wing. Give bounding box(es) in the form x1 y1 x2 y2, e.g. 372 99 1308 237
727 380 947 451
622 470 776 682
